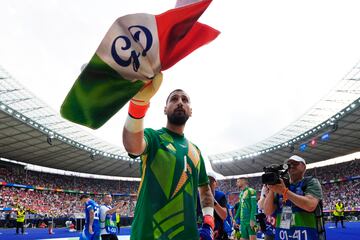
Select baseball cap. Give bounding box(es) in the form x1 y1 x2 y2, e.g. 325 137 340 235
286 155 306 165
207 171 217 181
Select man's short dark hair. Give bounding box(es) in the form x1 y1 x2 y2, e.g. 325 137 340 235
79 194 89 200
238 177 248 182
166 89 186 104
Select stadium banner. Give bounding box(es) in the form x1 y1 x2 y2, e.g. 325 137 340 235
351 175 360 180
61 0 219 129
64 189 78 193
0 181 132 196
112 193 130 197
10 183 32 189
35 186 52 191
323 207 360 212
0 207 14 211
322 175 360 184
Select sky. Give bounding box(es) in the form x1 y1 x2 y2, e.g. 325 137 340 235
2 0 360 160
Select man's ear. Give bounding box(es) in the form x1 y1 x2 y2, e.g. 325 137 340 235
164 106 167 115
190 107 192 117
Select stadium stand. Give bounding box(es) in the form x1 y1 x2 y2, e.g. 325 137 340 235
1 60 360 238
1 158 359 226
0 160 137 229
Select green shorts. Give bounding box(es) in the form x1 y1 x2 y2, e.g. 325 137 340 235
240 223 256 239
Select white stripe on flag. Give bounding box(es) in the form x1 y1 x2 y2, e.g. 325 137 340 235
175 0 203 8
96 13 161 81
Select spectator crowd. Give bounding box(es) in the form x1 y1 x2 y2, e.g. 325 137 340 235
0 159 359 219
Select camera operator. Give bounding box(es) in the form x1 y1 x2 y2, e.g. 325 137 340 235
263 155 325 240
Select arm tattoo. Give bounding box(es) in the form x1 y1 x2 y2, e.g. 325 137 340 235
200 185 214 208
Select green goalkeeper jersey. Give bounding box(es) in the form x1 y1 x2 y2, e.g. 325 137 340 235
234 186 257 224
131 128 209 240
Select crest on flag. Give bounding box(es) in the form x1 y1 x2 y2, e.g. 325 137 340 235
61 0 219 129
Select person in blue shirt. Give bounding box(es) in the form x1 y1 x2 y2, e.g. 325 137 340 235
80 194 100 240
208 172 228 240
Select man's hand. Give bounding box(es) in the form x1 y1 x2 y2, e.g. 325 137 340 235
131 73 163 105
199 215 214 240
261 184 269 197
124 73 163 154
250 219 255 229
267 179 287 195
128 73 163 119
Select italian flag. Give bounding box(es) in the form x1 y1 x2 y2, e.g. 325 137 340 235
61 0 219 129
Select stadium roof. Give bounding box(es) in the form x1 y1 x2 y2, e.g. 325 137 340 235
0 66 140 177
1 61 360 177
211 60 360 175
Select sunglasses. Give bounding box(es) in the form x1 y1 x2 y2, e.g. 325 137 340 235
287 162 300 167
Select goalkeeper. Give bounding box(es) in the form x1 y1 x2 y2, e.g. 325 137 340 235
234 178 257 240
123 73 215 240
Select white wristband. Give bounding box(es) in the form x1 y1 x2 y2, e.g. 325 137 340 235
124 115 144 133
202 207 214 217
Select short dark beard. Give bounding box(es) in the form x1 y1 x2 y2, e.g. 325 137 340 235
167 112 189 125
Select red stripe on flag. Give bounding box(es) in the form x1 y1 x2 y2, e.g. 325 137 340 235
156 0 220 70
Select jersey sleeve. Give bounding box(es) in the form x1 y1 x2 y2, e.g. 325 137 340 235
143 128 156 156
305 178 323 200
87 201 95 211
197 151 209 186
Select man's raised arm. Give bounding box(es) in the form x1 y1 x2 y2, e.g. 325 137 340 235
123 73 163 155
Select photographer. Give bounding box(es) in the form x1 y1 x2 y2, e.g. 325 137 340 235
263 155 325 240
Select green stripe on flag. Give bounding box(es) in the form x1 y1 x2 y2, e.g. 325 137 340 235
61 54 144 129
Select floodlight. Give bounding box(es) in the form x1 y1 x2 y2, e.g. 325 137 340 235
47 136 53 146
299 143 307 152
321 133 330 141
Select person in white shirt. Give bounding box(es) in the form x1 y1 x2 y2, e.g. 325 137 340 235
99 194 122 240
